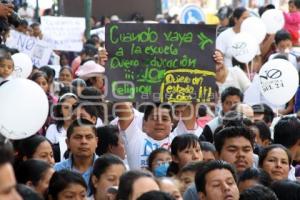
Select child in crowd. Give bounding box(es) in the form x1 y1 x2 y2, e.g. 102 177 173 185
269 30 298 70
167 134 203 176
284 0 300 46
148 148 172 177
0 51 14 84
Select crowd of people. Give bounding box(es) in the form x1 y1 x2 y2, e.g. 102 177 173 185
1 0 300 200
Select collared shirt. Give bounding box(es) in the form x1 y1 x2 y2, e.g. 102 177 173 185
54 154 98 195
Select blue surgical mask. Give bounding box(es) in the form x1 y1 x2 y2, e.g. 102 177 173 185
154 162 169 177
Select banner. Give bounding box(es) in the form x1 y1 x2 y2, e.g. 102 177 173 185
41 16 85 52
6 30 52 67
105 23 216 103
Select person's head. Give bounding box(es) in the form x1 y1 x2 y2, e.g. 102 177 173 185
217 6 233 27
271 179 300 200
0 135 22 200
252 104 274 126
17 134 55 166
96 125 126 160
239 185 278 200
137 191 175 200
232 7 249 30
0 51 13 79
143 103 173 140
259 144 291 181
16 159 54 198
58 67 73 85
214 126 254 173
274 116 300 160
148 148 171 177
169 134 203 175
54 92 78 131
274 30 292 54
16 19 28 34
158 177 183 200
30 23 42 38
221 87 243 113
178 161 206 193
230 103 254 122
16 184 43 200
39 66 55 84
80 44 98 61
238 167 272 192
73 103 99 125
117 170 159 200
30 71 49 93
200 142 216 162
195 160 239 200
66 118 98 159
288 0 300 12
251 121 271 147
59 53 70 67
71 78 86 96
91 154 126 200
48 170 87 200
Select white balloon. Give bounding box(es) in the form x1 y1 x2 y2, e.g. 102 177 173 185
0 79 49 139
259 59 299 105
241 17 267 44
11 53 33 79
261 9 284 34
230 32 259 63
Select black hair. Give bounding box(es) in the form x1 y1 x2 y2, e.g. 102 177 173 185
221 87 243 103
179 161 206 175
29 71 49 83
79 86 102 102
16 159 52 187
275 30 291 45
117 170 154 200
66 118 96 139
168 134 201 175
238 167 272 187
39 66 55 82
0 134 14 165
195 160 237 193
214 126 255 154
147 148 171 171
198 104 208 117
252 104 274 124
289 0 300 9
59 66 72 76
258 144 292 167
240 185 278 200
229 7 247 26
48 170 87 200
258 4 275 16
96 125 121 156
91 154 125 195
30 22 40 29
16 134 50 161
16 184 43 200
137 191 175 200
253 121 271 142
274 116 300 148
200 141 216 152
53 93 78 133
271 179 300 200
222 111 253 127
143 102 173 121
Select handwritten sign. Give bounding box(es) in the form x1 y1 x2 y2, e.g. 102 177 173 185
105 23 216 102
6 30 52 67
41 16 85 52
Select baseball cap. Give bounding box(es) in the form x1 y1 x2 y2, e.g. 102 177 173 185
217 6 233 20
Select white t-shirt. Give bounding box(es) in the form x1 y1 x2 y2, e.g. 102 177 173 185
216 28 237 68
46 124 68 161
217 67 251 94
123 116 175 169
172 120 203 138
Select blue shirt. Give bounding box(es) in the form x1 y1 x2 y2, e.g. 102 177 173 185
54 154 98 195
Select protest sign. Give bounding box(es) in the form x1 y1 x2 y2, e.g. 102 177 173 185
41 16 85 52
91 27 105 41
6 30 52 67
105 23 216 103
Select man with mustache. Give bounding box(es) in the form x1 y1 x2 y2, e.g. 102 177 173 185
214 126 254 174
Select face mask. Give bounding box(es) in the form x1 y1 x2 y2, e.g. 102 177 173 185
154 162 169 177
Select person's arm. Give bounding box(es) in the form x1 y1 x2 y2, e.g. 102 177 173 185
260 34 275 59
279 97 295 115
0 3 13 18
114 102 134 130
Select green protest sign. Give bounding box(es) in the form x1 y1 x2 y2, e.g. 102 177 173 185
105 23 216 103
